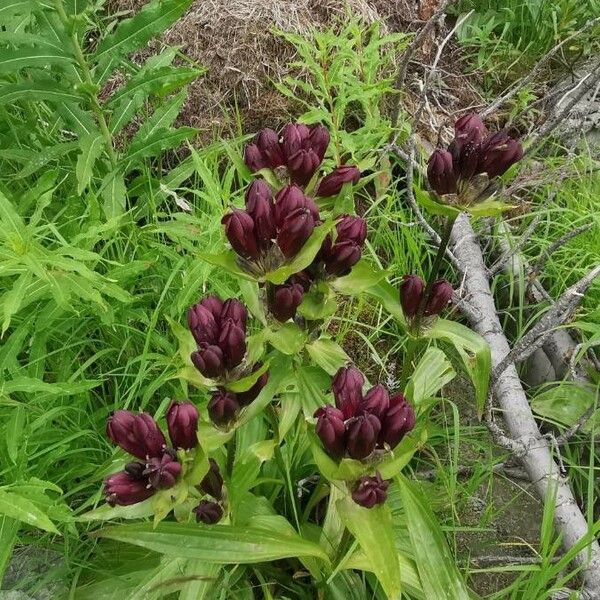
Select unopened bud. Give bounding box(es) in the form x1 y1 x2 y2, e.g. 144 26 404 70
316 165 360 197
351 471 390 508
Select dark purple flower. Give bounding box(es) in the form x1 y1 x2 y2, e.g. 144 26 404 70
187 303 219 346
362 384 390 419
454 113 487 146
220 299 248 330
323 240 362 277
290 270 313 293
424 279 453 316
400 275 424 318
346 413 381 460
218 320 246 369
316 165 361 197
379 393 416 449
277 207 316 258
194 500 223 524
308 124 330 162
191 345 226 379
244 128 285 172
427 149 457 196
236 365 269 407
268 281 304 322
166 401 199 450
280 123 311 160
280 123 330 185
199 458 223 499
106 410 166 460
105 471 154 506
144 453 182 490
288 148 321 186
221 209 260 259
124 461 146 479
208 390 240 426
452 140 480 181
332 366 365 419
245 180 276 249
314 405 346 459
274 185 320 228
335 215 367 245
478 130 523 178
351 472 390 508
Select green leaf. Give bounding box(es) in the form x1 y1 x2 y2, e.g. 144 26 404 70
405 347 455 407
77 498 155 522
306 337 350 375
331 260 389 295
224 361 270 393
532 383 599 430
95 520 329 563
366 279 406 327
107 67 200 108
0 490 59 534
94 0 193 65
133 89 188 143
100 170 127 219
423 319 490 418
2 271 32 333
0 516 19 583
122 127 197 167
264 322 307 355
0 48 73 74
197 250 255 281
0 81 81 105
338 496 402 599
109 91 145 135
297 283 337 321
296 365 330 417
265 220 335 285
0 189 27 245
415 187 460 217
396 474 473 600
76 134 104 195
309 430 367 481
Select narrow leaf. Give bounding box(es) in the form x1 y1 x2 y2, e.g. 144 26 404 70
76 134 104 194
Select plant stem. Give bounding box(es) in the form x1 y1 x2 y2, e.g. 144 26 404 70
399 336 418 389
52 0 118 167
414 213 458 330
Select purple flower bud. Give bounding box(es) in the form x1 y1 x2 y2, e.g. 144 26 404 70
314 405 346 459
362 384 390 419
478 130 523 178
316 165 361 197
290 270 313 292
351 472 390 508
424 279 453 316
144 453 181 490
106 410 167 460
287 148 321 186
199 295 224 319
245 180 276 249
166 401 199 450
268 281 304 322
379 393 415 448
220 299 248 330
187 303 219 346
221 209 260 259
191 345 226 379
244 128 284 172
280 123 311 160
207 390 240 426
400 275 425 318
218 320 246 369
105 471 154 506
335 215 367 245
451 140 480 181
124 461 146 479
199 458 223 499
332 366 365 419
274 185 320 229
427 149 457 196
308 124 330 162
346 413 381 460
454 113 487 146
277 207 316 258
237 366 269 407
194 500 223 524
323 240 362 277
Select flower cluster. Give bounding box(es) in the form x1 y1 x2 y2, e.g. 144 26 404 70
351 471 390 509
427 113 523 204
188 294 269 427
104 401 198 506
314 366 416 462
400 274 453 320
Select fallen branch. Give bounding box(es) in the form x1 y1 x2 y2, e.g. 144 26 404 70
450 213 600 596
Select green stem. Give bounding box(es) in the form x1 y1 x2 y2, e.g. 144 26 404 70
226 434 236 476
52 0 117 167
399 336 418 389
